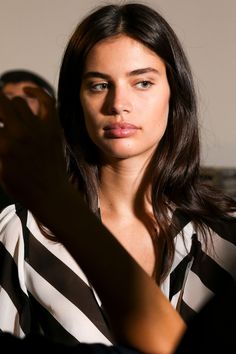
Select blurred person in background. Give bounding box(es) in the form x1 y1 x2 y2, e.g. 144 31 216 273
0 69 55 211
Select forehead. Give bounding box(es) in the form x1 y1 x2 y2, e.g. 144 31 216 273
84 35 166 73
3 81 38 93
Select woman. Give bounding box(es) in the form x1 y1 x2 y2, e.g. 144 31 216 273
0 3 235 354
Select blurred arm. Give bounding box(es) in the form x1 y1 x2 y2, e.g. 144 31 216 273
0 89 186 354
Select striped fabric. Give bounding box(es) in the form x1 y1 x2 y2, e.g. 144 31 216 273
0 204 113 345
163 210 236 322
0 203 236 344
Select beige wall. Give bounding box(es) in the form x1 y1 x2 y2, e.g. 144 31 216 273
1 0 235 167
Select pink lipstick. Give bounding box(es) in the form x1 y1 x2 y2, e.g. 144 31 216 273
104 122 139 138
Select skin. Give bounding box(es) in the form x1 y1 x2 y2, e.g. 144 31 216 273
2 81 40 115
80 35 170 163
80 35 170 276
0 36 186 354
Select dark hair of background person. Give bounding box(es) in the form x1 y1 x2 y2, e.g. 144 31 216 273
56 3 236 282
0 69 55 98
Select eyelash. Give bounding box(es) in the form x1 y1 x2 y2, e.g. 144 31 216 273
135 80 154 89
89 80 154 92
90 82 110 92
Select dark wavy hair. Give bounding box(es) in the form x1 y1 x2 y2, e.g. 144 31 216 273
57 3 236 281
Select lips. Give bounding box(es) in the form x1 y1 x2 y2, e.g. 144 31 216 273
103 122 139 138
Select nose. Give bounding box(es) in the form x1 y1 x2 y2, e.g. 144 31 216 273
108 85 132 116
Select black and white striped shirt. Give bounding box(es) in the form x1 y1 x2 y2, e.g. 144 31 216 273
0 203 235 345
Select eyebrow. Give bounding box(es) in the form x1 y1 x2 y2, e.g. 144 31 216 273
82 67 160 80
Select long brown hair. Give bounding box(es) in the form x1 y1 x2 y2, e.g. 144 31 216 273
56 3 236 282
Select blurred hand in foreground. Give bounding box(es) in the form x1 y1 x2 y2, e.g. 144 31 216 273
0 87 67 207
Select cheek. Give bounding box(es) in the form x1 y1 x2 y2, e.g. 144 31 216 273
159 104 169 136
149 96 169 124
83 106 97 126
80 95 97 124
83 109 100 143
162 102 169 127
79 93 102 143
81 98 102 130
147 98 169 141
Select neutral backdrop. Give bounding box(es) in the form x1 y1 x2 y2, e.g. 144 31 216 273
1 0 235 167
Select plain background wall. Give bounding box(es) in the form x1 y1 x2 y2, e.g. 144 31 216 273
0 0 235 167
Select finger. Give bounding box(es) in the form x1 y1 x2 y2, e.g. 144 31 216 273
0 129 5 146
0 92 17 126
23 86 56 120
0 93 34 136
23 86 60 134
10 96 35 123
0 93 26 135
0 128 9 157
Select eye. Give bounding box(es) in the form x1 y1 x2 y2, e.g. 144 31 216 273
135 80 153 89
90 82 110 92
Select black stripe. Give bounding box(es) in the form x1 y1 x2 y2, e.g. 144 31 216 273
0 243 32 333
16 204 112 342
176 281 236 354
191 239 234 293
169 255 190 301
28 293 80 345
26 232 113 342
169 234 197 300
15 203 30 260
205 217 236 246
15 204 113 342
24 235 112 341
179 299 196 323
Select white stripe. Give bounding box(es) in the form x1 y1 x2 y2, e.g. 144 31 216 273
160 275 170 299
0 204 17 226
0 287 24 337
0 205 22 259
170 290 181 309
25 263 112 344
202 230 236 279
182 270 214 312
0 205 28 295
161 222 195 299
171 222 195 272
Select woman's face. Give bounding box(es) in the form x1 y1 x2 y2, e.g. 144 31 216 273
80 35 170 163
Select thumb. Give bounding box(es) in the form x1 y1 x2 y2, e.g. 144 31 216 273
23 86 56 120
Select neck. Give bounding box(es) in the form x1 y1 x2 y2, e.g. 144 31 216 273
98 156 153 216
